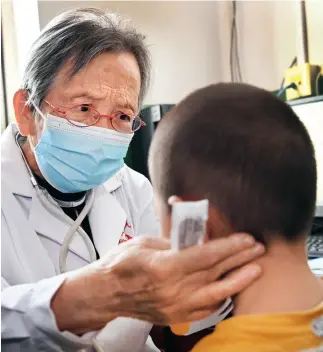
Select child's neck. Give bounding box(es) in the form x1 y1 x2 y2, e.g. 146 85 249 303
233 239 323 316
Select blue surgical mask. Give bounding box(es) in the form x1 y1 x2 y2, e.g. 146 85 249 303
33 114 133 193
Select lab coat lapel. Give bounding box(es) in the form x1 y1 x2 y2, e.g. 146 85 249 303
29 193 92 263
2 181 57 282
1 125 57 280
89 174 127 257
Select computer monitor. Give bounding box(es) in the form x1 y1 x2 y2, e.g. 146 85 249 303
126 104 175 179
289 97 323 217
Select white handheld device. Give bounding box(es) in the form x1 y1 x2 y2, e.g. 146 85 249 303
170 200 233 336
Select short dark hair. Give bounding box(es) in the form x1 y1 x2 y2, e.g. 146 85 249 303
149 83 317 243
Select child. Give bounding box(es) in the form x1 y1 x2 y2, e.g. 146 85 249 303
148 83 323 351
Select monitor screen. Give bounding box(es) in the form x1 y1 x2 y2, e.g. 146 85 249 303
289 97 323 216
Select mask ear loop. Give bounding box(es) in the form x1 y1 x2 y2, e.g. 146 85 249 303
31 101 48 123
29 101 49 146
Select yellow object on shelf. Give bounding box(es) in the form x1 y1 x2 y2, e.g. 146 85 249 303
284 63 322 100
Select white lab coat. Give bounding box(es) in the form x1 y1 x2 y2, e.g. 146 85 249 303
1 124 160 352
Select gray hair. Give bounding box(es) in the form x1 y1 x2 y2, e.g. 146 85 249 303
22 8 151 108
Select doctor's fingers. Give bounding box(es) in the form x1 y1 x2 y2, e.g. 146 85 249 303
122 236 171 251
184 263 262 318
136 236 171 250
148 246 263 320
97 237 170 267
159 233 257 276
170 241 265 293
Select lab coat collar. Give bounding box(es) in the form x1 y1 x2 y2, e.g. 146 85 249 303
1 124 127 264
103 167 124 193
1 124 35 198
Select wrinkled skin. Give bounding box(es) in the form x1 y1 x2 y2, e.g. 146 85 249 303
52 235 263 334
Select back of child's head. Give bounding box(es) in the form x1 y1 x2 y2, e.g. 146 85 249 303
149 83 317 244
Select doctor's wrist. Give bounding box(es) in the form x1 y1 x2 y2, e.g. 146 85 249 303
51 269 119 335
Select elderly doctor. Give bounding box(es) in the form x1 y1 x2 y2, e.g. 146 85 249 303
1 8 264 352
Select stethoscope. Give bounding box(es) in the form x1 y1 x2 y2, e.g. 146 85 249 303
16 132 108 351
15 132 97 274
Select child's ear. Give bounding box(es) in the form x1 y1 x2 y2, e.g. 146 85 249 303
204 222 211 243
169 196 213 243
159 196 184 239
206 207 232 241
168 195 183 206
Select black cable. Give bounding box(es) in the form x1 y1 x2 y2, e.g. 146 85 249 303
234 34 242 82
277 82 297 98
233 2 242 82
230 3 235 82
230 1 242 83
280 57 297 89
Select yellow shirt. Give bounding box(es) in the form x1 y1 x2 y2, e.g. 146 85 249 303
192 302 323 352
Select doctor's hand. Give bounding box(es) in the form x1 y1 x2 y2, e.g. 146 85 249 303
51 233 264 335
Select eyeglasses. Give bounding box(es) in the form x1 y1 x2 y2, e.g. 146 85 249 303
44 101 146 134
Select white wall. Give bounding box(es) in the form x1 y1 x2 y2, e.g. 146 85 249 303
37 1 221 105
1 0 40 123
2 0 20 122
225 0 323 90
12 0 40 79
33 1 323 104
